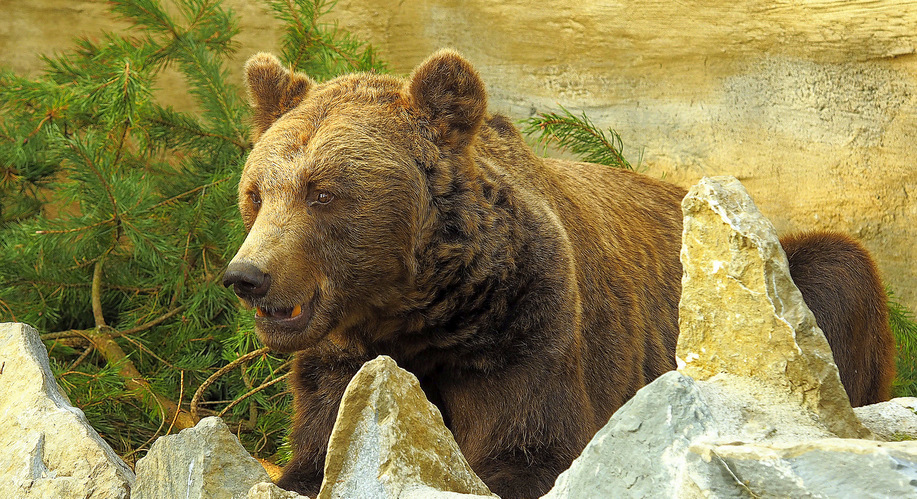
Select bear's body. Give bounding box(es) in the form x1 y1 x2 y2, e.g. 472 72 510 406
223 50 895 498
782 231 896 405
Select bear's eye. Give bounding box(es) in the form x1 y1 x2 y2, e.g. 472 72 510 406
249 191 262 209
310 190 334 206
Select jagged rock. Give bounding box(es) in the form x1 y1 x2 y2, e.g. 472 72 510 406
318 356 496 499
676 176 870 439
855 398 917 441
249 481 310 499
0 322 134 499
686 439 917 497
542 371 718 498
133 416 270 499
539 365 917 498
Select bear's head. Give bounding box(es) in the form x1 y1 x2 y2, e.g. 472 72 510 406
223 50 488 352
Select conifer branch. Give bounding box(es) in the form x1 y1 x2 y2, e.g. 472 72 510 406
218 371 291 418
146 177 231 211
67 139 122 230
191 347 271 418
68 346 95 371
146 114 247 150
190 346 271 420
522 106 633 170
1 0 387 460
86 327 196 430
92 260 108 328
82 257 197 430
113 305 186 338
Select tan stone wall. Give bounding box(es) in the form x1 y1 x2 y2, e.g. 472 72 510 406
3 0 915 313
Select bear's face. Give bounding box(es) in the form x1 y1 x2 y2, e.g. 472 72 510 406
224 51 486 352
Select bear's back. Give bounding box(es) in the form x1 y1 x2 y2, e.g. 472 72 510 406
476 120 687 422
541 159 686 418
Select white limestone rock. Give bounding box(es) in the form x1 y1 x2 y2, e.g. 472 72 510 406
318 356 496 499
133 416 270 499
0 322 134 499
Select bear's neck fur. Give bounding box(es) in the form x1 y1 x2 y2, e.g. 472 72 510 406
369 115 582 377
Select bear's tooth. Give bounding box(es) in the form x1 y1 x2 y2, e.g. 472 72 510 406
291 304 302 318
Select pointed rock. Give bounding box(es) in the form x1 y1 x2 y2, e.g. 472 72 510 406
248 481 310 499
0 322 134 499
542 371 718 498
133 416 270 499
676 176 870 439
318 356 496 499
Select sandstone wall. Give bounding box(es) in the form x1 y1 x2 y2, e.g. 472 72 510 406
2 0 915 313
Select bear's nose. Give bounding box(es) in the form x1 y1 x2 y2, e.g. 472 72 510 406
223 261 272 301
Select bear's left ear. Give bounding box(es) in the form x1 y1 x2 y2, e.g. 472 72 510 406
244 52 314 141
408 50 487 148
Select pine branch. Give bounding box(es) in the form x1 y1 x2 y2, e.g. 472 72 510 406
265 0 385 76
522 106 633 170
889 290 917 397
218 371 290 418
1 0 379 461
190 346 271 420
83 258 196 430
91 260 108 327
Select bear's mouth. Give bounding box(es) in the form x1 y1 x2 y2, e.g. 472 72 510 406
251 292 317 334
256 304 303 320
250 291 326 352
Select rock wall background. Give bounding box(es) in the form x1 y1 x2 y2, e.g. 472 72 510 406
2 0 915 314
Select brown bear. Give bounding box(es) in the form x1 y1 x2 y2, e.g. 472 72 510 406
223 49 896 498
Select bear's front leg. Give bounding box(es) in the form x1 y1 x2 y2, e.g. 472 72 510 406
276 349 368 496
442 361 596 499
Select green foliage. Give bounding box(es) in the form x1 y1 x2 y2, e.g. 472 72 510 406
0 0 384 465
265 0 385 79
522 106 635 170
889 291 917 398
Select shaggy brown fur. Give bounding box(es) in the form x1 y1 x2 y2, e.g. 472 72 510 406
781 231 896 406
223 50 896 498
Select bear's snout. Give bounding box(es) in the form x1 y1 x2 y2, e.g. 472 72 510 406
223 260 272 301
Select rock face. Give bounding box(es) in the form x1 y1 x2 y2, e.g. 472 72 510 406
677 176 870 439
0 322 134 499
318 355 495 499
133 416 270 499
542 371 717 498
322 0 917 318
854 398 917 441
3 1 916 320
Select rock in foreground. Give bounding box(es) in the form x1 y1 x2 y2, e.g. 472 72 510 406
133 416 270 499
319 355 495 499
0 322 134 499
676 176 869 439
542 371 717 498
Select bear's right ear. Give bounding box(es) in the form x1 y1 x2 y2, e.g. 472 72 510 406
244 52 313 141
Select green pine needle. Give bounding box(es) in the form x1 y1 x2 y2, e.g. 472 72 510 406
522 106 633 170
889 290 917 398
